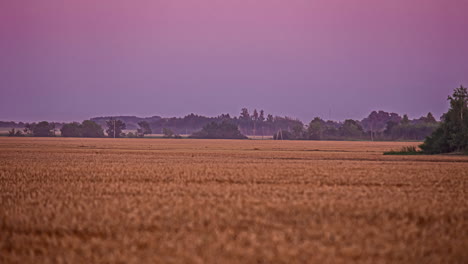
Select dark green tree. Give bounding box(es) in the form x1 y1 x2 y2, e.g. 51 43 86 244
61 122 82 137
384 120 399 137
420 86 468 154
60 120 103 138
361 111 401 141
323 121 339 139
339 119 365 138
240 108 250 120
266 114 274 123
30 121 55 137
137 121 152 137
291 124 305 139
259 110 265 122
81 120 104 137
106 119 126 138
190 121 247 139
401 114 410 125
252 109 259 121
307 117 324 140
425 112 437 123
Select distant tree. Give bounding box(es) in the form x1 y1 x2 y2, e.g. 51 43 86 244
252 109 259 121
137 121 152 137
420 86 468 153
218 113 231 120
385 120 437 141
190 121 247 139
361 111 401 141
384 120 399 138
23 123 33 136
425 112 437 123
323 120 340 139
240 108 250 120
401 114 410 125
266 114 274 123
29 121 55 137
60 122 82 137
106 119 126 138
413 112 438 125
259 110 265 122
81 120 104 137
162 128 174 138
8 128 24 137
450 86 468 121
307 117 324 140
251 109 260 136
339 120 365 138
291 124 305 139
75 109 445 140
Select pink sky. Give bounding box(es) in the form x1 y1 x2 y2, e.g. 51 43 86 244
1 0 467 121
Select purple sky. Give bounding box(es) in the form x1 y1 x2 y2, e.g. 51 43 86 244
1 0 467 122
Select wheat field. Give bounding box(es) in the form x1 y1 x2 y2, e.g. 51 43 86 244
0 138 467 263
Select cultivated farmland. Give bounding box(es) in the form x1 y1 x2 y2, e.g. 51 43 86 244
0 138 467 263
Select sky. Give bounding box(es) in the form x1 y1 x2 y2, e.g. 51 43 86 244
1 0 467 122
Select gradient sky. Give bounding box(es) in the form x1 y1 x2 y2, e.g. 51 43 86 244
1 0 467 122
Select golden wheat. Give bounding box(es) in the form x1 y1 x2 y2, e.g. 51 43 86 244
0 138 467 263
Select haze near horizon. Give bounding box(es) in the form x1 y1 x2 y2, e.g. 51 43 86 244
1 0 467 122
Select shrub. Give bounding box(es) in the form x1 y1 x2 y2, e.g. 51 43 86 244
384 146 422 155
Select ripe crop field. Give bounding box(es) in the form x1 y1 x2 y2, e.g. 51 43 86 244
1 138 467 263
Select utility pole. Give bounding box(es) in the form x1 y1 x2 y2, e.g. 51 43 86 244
113 120 116 138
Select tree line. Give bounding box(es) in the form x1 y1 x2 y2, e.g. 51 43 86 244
274 111 438 141
4 86 466 154
6 109 439 140
89 111 303 136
